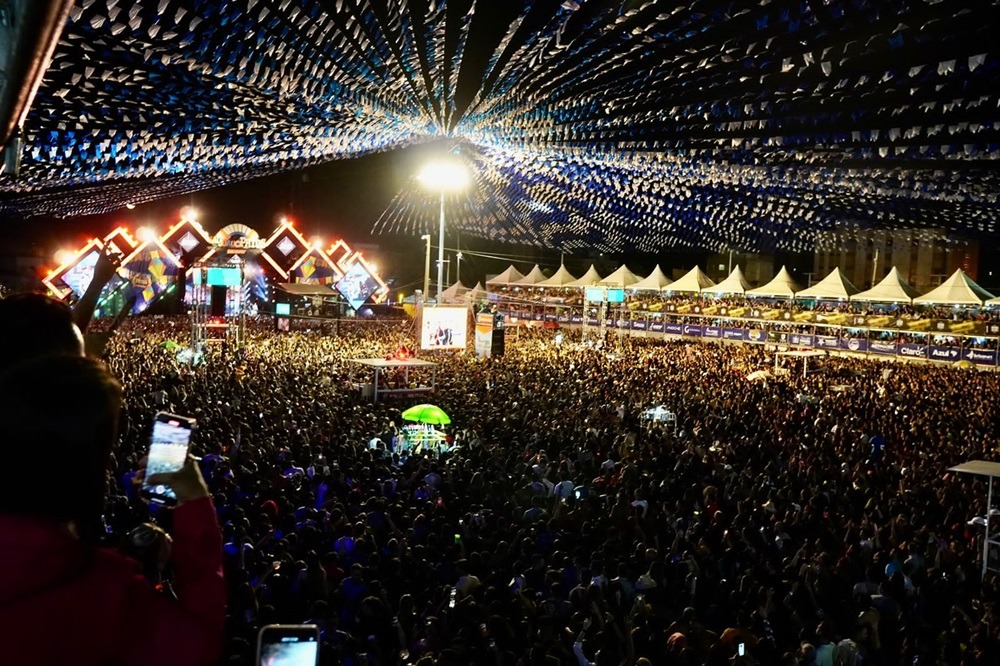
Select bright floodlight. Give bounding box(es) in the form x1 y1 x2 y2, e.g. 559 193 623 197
417 159 470 192
54 249 75 266
137 226 157 242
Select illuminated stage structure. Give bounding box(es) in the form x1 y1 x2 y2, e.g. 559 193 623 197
43 216 390 348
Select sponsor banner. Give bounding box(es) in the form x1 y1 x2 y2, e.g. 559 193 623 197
617 319 629 329
815 335 840 349
474 313 493 358
703 326 722 339
789 334 813 347
649 321 665 333
682 324 703 337
532 312 544 321
772 332 790 344
544 313 557 322
869 341 897 355
664 322 683 335
840 338 868 353
631 320 648 330
557 314 570 323
723 327 745 340
586 317 599 326
898 343 927 359
928 346 961 362
963 348 998 365
570 314 583 324
746 329 768 343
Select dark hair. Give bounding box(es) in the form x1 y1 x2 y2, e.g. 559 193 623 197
0 293 82 371
0 355 121 524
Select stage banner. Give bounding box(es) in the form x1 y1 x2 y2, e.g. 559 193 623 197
571 314 583 324
746 329 768 344
963 348 999 366
631 320 648 330
703 326 722 339
869 340 897 355
840 338 868 353
898 343 927 359
723 327 745 340
664 322 684 335
474 313 494 358
586 317 599 326
815 335 840 349
682 324 703 337
649 321 665 333
928 346 961 362
789 334 813 347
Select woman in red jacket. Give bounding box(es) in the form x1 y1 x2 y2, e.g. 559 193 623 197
0 354 225 666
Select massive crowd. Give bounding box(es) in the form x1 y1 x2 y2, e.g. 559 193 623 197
6 307 1000 665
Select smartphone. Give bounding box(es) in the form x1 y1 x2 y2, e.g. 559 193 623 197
738 642 745 657
141 412 196 506
257 625 319 666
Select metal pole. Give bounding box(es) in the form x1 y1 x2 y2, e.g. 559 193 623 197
422 235 431 304
872 247 880 287
457 252 463 285
984 476 993 579
437 191 445 303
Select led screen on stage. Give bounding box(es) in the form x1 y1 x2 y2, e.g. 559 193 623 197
60 249 100 298
336 262 380 310
585 287 604 302
207 267 242 287
607 288 625 303
421 307 468 350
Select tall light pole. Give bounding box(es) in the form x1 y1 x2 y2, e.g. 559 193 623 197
421 234 431 304
418 158 470 303
456 251 463 285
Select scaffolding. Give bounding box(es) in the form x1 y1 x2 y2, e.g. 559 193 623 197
188 259 247 354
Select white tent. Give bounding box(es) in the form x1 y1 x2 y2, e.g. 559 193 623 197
566 265 603 288
629 265 672 291
746 266 802 298
538 264 578 287
913 269 995 306
485 265 525 287
851 266 920 303
703 265 751 296
665 266 716 293
598 264 642 288
795 267 859 301
513 264 548 286
466 281 486 302
439 280 470 303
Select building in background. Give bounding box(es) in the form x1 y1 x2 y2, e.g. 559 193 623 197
813 226 978 292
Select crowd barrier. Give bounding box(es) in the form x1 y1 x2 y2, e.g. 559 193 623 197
499 308 1000 367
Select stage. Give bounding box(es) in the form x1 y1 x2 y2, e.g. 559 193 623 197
349 358 438 402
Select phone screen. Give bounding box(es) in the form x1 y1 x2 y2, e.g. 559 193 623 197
258 625 319 666
142 412 195 506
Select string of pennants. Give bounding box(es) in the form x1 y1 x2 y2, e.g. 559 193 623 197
2 0 999 253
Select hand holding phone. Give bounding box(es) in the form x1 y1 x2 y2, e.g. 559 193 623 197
257 625 319 666
142 412 204 506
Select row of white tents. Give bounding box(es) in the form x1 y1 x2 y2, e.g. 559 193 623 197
470 263 1000 306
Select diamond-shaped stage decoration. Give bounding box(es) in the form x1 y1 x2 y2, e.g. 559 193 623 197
276 237 296 257
178 232 200 254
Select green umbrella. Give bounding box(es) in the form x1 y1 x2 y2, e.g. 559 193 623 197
161 340 182 351
401 404 451 426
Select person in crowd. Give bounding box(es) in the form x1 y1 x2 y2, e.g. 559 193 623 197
0 340 224 663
